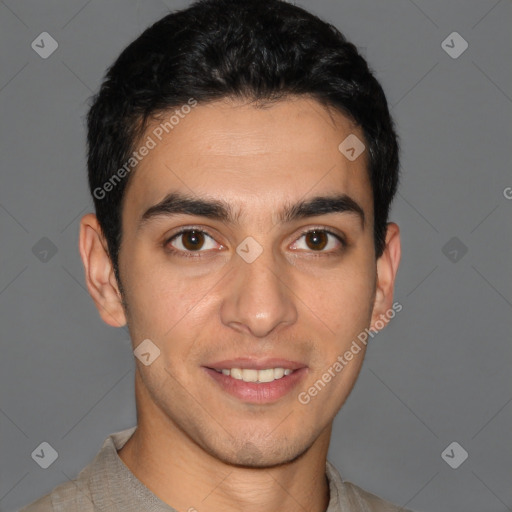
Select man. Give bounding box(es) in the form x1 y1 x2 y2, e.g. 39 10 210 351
21 0 407 510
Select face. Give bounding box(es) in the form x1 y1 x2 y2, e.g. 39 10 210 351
81 96 400 467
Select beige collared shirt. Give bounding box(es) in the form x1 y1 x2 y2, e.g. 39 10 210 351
20 427 411 512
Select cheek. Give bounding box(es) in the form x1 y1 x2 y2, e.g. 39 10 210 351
121 253 218 348
300 259 376 345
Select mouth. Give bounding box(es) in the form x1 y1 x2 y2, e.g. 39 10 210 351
202 358 308 403
211 367 295 382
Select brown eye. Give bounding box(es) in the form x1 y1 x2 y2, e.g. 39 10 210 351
181 230 205 251
290 229 345 254
167 229 219 255
304 230 328 251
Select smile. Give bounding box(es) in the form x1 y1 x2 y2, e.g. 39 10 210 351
203 366 308 403
212 367 294 383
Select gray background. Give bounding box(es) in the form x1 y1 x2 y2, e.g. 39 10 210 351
1 0 511 511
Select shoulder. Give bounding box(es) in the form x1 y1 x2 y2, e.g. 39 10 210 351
18 478 94 512
19 427 137 511
343 480 411 511
19 492 54 512
326 460 413 512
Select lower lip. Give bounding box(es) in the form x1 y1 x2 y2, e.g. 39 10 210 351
203 367 308 404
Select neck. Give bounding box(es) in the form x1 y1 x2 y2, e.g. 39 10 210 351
118 374 332 512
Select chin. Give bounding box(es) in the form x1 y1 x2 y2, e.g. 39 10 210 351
206 436 312 469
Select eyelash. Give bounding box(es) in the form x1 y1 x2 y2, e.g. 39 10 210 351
163 226 346 259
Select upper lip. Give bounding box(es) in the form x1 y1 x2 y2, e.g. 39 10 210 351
204 358 306 371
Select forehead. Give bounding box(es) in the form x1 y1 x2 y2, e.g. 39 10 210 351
123 96 373 224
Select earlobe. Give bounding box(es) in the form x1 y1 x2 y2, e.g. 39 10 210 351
79 213 127 328
370 222 401 331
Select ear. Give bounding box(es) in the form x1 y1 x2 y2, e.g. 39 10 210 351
79 213 127 327
370 222 401 331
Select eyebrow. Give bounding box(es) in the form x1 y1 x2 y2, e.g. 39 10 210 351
139 192 365 229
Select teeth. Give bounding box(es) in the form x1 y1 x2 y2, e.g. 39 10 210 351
215 367 294 383
274 368 285 379
257 369 274 383
242 369 258 382
230 368 243 380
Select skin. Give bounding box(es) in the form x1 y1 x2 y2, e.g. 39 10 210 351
79 96 401 512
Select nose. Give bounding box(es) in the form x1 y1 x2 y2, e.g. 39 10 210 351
220 247 298 338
